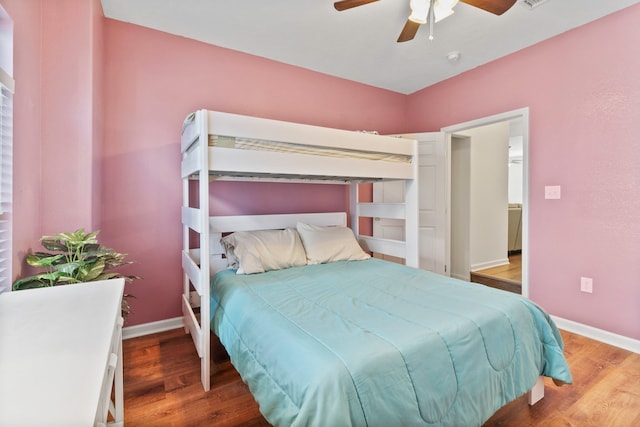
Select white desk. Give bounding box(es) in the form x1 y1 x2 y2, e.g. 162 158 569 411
0 279 125 427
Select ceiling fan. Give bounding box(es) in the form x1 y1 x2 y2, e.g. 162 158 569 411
334 0 517 42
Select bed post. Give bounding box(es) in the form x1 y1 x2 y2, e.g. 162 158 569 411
404 140 419 268
349 182 359 237
198 110 211 391
182 152 190 338
181 109 211 392
527 376 545 405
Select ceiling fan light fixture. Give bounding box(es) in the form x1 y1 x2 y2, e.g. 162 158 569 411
408 0 458 28
408 0 429 24
434 0 459 22
434 8 454 23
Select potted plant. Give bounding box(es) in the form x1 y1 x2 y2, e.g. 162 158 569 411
12 229 139 319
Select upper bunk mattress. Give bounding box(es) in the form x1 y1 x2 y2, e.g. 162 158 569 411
209 135 412 163
210 258 572 427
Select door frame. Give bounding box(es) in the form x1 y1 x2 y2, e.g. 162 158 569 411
441 107 530 297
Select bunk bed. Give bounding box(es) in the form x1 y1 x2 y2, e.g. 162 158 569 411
181 110 571 426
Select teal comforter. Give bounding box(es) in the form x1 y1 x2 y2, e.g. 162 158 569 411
211 258 572 426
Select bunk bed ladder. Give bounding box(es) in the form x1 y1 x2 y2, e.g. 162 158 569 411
181 109 211 391
350 141 419 268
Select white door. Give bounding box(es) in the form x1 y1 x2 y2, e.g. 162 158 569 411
374 132 447 275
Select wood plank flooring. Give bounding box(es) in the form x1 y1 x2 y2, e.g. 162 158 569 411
122 327 640 426
471 254 522 294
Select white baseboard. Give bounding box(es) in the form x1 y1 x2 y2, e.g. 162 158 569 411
123 315 640 356
122 316 184 340
471 258 509 272
551 315 640 354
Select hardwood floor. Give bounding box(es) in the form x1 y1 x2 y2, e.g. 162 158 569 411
122 327 640 426
123 329 268 426
471 254 522 294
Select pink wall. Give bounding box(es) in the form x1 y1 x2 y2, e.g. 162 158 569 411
407 5 640 340
102 20 407 325
91 0 104 231
5 0 105 278
40 0 102 234
2 0 42 280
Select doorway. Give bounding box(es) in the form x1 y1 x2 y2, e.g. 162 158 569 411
442 108 530 297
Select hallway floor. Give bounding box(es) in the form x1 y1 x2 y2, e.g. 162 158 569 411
470 253 522 294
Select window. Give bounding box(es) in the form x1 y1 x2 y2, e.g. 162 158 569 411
0 4 13 293
0 82 12 293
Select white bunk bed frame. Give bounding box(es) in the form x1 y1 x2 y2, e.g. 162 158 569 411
181 110 546 406
181 110 419 391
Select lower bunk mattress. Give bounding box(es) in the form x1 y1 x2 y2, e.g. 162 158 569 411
210 258 572 427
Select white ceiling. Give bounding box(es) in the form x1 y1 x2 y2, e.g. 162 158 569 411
101 0 639 94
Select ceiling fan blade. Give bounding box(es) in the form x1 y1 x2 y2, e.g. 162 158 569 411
397 19 421 43
334 0 380 12
460 0 517 15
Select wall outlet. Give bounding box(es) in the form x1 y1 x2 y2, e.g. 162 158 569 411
580 277 593 293
545 185 561 199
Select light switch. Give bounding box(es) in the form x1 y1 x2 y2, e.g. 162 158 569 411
545 185 561 200
580 277 593 293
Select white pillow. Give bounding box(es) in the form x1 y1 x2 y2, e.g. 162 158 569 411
296 222 370 265
220 228 307 274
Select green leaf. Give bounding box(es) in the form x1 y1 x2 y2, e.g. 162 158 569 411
81 243 101 253
77 259 106 281
42 229 100 252
40 239 68 252
95 272 122 281
53 261 84 275
56 275 81 284
26 253 64 268
12 279 47 290
55 230 83 242
13 277 48 290
69 229 98 245
12 272 63 290
83 229 100 241
103 253 131 270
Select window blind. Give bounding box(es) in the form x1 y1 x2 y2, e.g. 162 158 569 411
0 82 13 293
0 4 13 293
